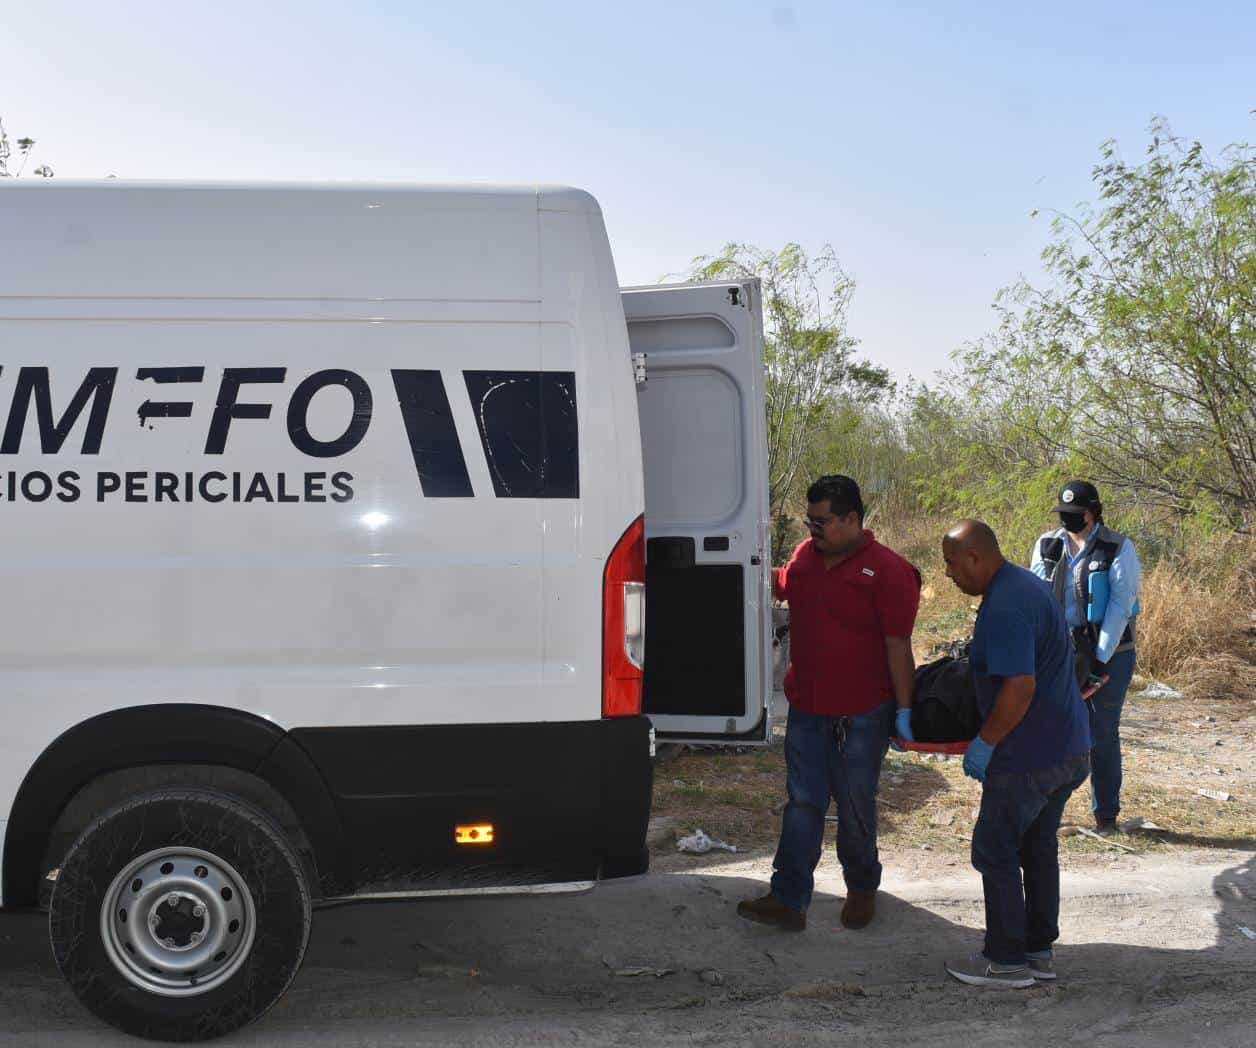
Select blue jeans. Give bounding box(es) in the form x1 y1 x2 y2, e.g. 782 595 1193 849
770 702 892 912
972 753 1090 965
1089 647 1136 821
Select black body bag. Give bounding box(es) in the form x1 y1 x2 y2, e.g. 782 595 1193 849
910 645 982 743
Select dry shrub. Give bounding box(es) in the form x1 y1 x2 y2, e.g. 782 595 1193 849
871 506 943 570
1135 535 1256 687
1175 654 1256 704
777 505 1256 694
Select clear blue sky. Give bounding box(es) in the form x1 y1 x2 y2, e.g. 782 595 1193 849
4 1 1252 381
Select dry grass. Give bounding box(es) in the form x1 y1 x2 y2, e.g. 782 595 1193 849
651 694 1256 867
1135 536 1256 687
875 511 1256 697
1176 654 1256 704
912 573 976 660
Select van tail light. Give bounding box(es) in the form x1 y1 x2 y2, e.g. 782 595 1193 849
603 514 646 717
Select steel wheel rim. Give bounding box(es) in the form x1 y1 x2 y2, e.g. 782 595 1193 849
99 846 257 997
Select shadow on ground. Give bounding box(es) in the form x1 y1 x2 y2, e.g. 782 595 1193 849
2 856 1253 1046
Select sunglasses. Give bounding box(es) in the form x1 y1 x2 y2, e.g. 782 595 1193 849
804 513 852 532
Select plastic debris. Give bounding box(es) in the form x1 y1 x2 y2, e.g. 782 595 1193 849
614 966 675 978
1238 927 1256 941
1076 826 1138 852
1121 817 1167 834
1197 789 1232 802
676 828 738 854
698 968 725 985
1137 681 1184 700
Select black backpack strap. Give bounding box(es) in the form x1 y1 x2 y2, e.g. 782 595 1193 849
1039 534 1064 567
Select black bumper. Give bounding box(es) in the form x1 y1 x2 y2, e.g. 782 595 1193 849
290 716 654 892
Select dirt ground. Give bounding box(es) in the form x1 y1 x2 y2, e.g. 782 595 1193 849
1 688 1253 1047
1 852 1252 1046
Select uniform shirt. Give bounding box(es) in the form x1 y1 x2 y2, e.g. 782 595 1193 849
772 531 920 717
1029 528 1141 663
971 562 1092 775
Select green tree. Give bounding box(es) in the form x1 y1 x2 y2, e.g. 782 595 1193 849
1028 122 1252 521
687 243 892 559
917 121 1256 533
0 117 54 178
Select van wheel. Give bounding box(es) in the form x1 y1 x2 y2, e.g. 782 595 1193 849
49 788 311 1042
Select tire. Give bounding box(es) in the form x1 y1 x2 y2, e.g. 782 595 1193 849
49 787 312 1042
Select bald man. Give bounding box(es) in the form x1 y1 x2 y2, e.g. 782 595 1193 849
941 520 1091 989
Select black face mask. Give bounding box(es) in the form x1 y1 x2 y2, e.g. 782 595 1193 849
1059 511 1088 533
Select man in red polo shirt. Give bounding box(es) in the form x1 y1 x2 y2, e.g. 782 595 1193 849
738 474 920 932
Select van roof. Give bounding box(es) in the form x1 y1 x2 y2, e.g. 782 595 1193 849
0 180 601 213
0 181 603 301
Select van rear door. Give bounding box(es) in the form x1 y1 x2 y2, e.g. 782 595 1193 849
620 280 771 743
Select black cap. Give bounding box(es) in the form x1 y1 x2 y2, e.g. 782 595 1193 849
1054 479 1100 514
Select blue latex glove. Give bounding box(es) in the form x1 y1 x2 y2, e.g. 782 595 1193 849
963 736 996 782
894 707 914 743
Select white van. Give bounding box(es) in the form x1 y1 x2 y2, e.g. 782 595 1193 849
0 181 770 1040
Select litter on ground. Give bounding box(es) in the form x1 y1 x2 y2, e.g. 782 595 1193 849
676 828 738 854
1121 816 1167 833
1138 681 1184 700
1076 826 1138 852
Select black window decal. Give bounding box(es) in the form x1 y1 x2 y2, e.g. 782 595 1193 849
391 370 474 498
463 371 579 499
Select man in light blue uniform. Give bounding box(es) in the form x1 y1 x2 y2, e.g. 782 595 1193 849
1030 480 1141 834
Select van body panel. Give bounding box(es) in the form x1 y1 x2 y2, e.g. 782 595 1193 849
0 181 647 905
3 180 542 302
1 704 354 907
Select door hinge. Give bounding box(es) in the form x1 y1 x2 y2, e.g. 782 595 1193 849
632 352 648 387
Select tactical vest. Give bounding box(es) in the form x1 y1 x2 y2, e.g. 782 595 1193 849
1037 523 1136 655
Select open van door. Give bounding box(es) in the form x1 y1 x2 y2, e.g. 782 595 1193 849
620 280 772 743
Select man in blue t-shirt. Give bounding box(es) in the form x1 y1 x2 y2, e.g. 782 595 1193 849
940 520 1092 989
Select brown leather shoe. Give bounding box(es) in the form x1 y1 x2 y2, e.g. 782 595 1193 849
840 889 877 929
736 892 805 931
